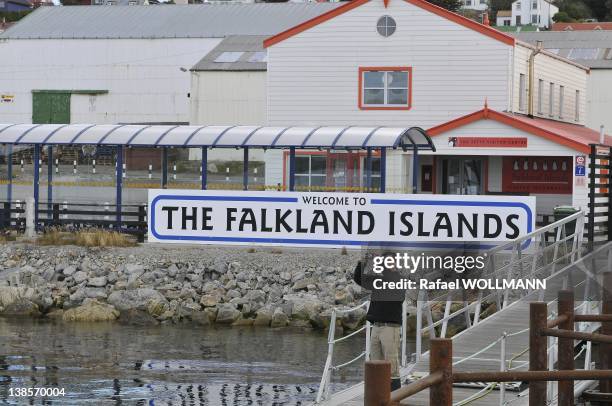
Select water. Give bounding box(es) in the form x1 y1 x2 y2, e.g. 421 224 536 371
0 318 378 405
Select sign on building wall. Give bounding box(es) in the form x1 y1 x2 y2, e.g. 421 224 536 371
148 190 535 248
575 155 586 176
502 157 572 194
448 137 528 148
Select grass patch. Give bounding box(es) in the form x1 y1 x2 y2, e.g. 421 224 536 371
37 229 137 247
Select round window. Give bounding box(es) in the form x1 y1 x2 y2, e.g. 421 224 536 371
377 15 396 37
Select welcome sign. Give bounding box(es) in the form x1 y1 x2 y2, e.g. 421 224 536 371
148 190 535 248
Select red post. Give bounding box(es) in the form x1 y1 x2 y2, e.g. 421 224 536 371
601 273 612 393
557 290 575 406
364 360 391 406
430 338 452 406
530 302 548 406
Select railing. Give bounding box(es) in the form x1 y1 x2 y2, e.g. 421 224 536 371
364 272 612 406
37 201 148 241
0 200 25 231
413 211 585 363
315 301 372 403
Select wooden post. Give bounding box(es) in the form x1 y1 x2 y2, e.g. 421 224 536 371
430 338 452 406
364 360 391 406
530 302 548 406
601 273 612 393
557 290 575 406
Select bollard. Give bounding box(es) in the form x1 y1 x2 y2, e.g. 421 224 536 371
430 338 452 406
25 197 35 238
602 273 612 393
364 360 391 406
530 302 548 406
557 290 575 406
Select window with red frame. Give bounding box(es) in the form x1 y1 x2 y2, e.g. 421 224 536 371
359 68 411 110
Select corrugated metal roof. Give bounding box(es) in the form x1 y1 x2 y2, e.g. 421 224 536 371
191 35 267 72
0 123 435 150
514 31 612 68
0 3 341 39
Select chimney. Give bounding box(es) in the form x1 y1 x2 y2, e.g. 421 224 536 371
600 125 605 145
482 12 490 26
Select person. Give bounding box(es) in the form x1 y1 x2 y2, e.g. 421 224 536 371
353 254 404 391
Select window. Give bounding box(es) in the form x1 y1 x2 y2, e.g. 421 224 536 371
128 0 137 4
504 20 511 26
480 0 486 4
549 82 554 116
537 79 544 114
516 15 522 25
295 155 326 190
516 1 521 9
359 68 412 110
532 0 537 8
567 48 599 60
465 0 472 5
575 90 580 121
214 52 244 63
376 16 396 37
248 51 267 63
531 15 538 24
519 73 526 111
559 85 564 118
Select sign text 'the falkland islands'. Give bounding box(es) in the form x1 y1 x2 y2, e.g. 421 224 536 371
148 190 535 248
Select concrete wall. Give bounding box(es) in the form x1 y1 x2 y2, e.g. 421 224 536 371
0 38 221 124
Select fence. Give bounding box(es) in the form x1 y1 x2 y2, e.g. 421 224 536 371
364 274 612 406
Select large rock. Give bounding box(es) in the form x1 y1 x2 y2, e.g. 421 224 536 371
73 271 88 284
87 276 107 287
215 304 241 324
62 265 77 276
270 307 289 327
62 299 119 322
107 288 168 317
1 298 40 317
117 309 159 326
253 306 273 327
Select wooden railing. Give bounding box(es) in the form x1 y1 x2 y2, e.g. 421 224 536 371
364 274 612 406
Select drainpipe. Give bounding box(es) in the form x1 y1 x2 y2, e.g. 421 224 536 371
528 40 543 118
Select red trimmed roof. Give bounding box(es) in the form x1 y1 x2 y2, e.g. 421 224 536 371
552 22 612 31
263 0 515 48
427 107 610 154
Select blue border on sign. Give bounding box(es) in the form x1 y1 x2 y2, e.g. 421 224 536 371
149 194 534 249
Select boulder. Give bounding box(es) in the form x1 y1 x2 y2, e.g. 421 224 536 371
200 293 222 308
62 300 119 322
107 288 168 317
0 298 40 317
87 276 107 287
270 307 289 327
62 265 77 276
253 306 273 327
215 304 241 324
73 271 88 284
118 309 160 326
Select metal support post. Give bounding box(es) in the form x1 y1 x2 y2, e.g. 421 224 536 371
366 147 372 192
243 147 249 191
412 145 419 194
557 290 575 406
161 147 168 189
289 147 296 192
115 145 123 229
380 147 386 193
530 302 548 406
201 147 207 190
33 144 40 228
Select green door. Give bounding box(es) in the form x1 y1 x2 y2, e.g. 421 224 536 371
32 92 71 124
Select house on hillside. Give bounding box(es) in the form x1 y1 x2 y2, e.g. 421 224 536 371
499 0 557 29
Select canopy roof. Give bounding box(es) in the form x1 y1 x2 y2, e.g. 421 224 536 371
0 124 435 151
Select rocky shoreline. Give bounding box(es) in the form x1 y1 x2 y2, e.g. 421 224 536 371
0 243 370 331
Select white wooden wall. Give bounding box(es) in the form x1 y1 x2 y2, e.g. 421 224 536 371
190 71 267 126
267 0 513 128
0 38 221 124
512 43 588 125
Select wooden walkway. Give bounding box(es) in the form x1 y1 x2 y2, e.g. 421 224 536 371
336 257 603 406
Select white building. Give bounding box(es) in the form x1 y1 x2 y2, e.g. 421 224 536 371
516 31 612 136
496 10 512 26
261 0 601 216
509 0 558 28
0 4 338 125
461 0 488 12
